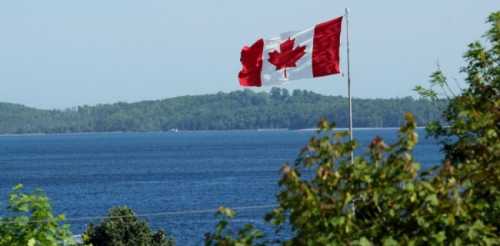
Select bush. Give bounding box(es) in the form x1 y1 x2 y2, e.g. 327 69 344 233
82 206 174 246
204 207 265 246
415 10 500 239
0 184 75 246
266 113 498 245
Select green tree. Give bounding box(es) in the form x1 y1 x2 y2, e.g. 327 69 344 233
83 206 174 246
0 88 446 133
415 11 500 233
0 184 75 246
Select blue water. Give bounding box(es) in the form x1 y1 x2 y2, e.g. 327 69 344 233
0 129 441 245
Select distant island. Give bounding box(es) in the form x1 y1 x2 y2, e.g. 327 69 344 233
0 88 446 134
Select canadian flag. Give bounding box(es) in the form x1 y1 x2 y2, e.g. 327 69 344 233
239 16 343 87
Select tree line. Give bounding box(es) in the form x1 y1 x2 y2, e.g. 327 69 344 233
0 89 446 134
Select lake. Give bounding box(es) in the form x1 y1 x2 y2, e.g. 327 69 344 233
0 129 442 245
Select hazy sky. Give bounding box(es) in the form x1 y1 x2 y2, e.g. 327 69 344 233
0 1 497 109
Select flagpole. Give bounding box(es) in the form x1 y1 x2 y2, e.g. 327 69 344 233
345 8 354 163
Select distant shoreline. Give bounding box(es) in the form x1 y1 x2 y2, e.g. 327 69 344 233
0 89 446 138
0 127 426 137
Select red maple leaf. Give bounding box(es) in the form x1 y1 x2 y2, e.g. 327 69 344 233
268 38 306 78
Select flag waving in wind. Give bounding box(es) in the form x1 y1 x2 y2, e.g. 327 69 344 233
238 16 343 87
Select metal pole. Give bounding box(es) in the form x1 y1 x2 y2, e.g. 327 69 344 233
345 8 354 163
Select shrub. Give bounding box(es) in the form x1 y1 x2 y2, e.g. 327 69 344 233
204 207 265 246
83 206 174 246
266 113 498 245
0 184 75 246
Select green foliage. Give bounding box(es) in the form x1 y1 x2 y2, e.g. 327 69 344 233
0 91 445 133
266 114 498 245
83 206 174 246
204 207 265 246
0 184 75 246
415 10 500 235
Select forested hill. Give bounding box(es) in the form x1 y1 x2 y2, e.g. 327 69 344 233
0 88 446 134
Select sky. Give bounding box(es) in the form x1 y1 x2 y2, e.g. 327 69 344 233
0 1 497 109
